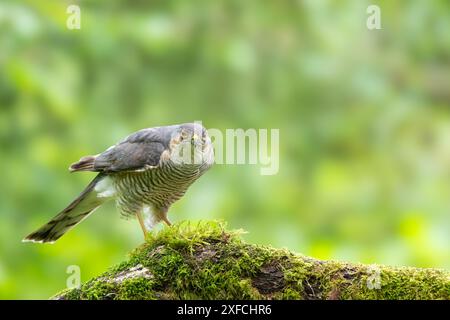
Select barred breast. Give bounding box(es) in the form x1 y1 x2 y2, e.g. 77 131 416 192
111 161 211 218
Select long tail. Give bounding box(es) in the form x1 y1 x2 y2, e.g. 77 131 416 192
23 174 112 243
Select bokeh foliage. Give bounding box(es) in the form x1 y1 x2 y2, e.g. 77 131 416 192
0 0 449 299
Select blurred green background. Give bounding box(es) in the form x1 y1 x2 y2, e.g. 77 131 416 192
1 0 449 299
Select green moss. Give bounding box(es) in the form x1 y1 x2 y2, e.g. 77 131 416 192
54 220 450 300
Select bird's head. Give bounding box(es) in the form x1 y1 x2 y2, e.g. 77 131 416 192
169 123 213 165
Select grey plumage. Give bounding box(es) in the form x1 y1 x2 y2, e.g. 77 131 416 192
23 123 214 243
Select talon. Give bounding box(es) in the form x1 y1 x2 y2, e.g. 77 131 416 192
162 216 172 226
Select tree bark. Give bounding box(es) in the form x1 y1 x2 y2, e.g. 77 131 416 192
53 221 450 300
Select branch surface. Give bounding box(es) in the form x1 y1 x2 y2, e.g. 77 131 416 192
54 221 450 300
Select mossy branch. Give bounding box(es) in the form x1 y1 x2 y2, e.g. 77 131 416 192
54 221 450 300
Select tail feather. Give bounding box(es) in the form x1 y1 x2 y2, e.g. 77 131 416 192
70 156 96 172
23 174 109 243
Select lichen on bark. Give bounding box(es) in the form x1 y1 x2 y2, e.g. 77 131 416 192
53 221 450 300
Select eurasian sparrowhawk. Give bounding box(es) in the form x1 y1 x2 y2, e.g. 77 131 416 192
23 123 214 243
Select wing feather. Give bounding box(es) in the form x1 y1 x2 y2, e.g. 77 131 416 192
94 141 166 172
70 128 172 173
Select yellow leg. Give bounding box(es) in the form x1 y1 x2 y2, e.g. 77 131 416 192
137 212 148 238
162 215 172 226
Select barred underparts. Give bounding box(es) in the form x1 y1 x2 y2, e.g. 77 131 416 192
114 161 211 222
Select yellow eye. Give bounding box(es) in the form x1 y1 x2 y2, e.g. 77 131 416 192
180 131 188 141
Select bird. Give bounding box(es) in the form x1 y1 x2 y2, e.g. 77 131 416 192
23 123 214 243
